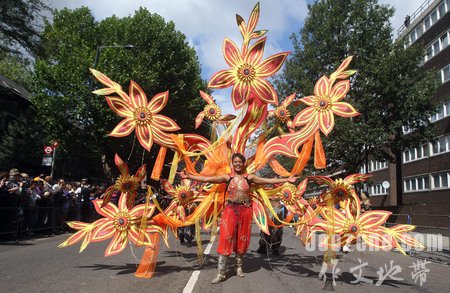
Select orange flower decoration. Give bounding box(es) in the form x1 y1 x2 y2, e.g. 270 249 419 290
101 154 146 208
160 179 204 222
312 196 392 250
208 39 288 110
295 200 321 245
59 193 166 256
306 195 323 212
195 91 236 129
293 58 359 136
310 173 372 206
106 82 180 151
268 93 296 130
274 178 308 214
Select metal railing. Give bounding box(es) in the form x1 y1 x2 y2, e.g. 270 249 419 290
397 0 437 37
386 213 449 232
0 204 98 242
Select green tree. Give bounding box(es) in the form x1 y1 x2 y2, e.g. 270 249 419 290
0 0 48 55
277 0 439 203
0 51 34 90
33 7 207 179
0 109 46 174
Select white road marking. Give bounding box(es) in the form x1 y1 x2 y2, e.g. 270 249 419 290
183 234 216 293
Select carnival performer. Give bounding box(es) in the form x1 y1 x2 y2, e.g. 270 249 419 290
180 153 297 283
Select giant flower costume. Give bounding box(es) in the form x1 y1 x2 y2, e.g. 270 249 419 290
60 2 423 287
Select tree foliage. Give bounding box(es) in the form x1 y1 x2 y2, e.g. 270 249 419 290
33 7 207 178
0 0 48 55
0 51 34 90
277 0 440 175
0 109 46 174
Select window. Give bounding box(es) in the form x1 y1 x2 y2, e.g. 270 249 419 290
424 15 431 30
424 30 450 63
433 40 440 53
430 100 450 122
431 134 450 155
416 25 424 39
404 150 410 162
431 10 438 23
432 172 449 189
370 183 388 196
426 46 433 60
437 104 445 120
410 31 417 43
442 33 449 48
404 176 429 192
442 64 450 83
359 160 387 173
439 1 446 17
403 144 429 163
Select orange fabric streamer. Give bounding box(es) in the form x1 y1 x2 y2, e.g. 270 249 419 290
292 136 314 173
151 146 167 180
135 233 160 278
314 132 326 169
268 158 291 177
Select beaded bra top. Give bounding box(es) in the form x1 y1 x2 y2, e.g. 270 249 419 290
227 174 250 202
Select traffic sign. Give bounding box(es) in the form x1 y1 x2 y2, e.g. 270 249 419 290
43 146 54 155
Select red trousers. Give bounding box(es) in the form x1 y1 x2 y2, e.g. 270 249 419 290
217 204 252 256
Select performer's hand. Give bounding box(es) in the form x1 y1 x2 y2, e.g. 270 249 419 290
179 170 189 180
287 176 298 184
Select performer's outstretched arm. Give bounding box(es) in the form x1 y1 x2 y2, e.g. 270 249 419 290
249 174 298 185
179 170 228 184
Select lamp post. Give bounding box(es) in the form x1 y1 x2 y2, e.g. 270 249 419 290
89 44 136 90
85 44 136 181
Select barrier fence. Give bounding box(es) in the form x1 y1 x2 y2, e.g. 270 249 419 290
387 213 450 232
0 203 99 242
2 206 449 242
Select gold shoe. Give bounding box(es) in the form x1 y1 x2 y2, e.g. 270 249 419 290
236 254 245 277
211 272 226 284
211 255 228 284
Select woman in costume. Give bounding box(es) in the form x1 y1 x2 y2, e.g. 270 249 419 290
180 153 297 283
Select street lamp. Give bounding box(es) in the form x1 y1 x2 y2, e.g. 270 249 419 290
89 44 136 90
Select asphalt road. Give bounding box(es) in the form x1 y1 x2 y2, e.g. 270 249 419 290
1 225 449 293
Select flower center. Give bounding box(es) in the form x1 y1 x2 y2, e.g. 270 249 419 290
237 63 256 83
115 175 138 193
133 107 152 125
315 97 332 112
311 204 317 210
114 212 131 231
349 225 358 233
278 186 296 205
176 187 192 205
276 107 291 122
204 104 221 121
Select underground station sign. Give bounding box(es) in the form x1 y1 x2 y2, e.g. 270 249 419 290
42 146 54 166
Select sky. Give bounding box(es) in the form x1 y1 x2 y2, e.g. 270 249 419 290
47 0 420 115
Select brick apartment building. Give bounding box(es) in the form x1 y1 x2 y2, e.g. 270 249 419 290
360 0 450 222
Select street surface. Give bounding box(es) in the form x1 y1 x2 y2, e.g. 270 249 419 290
1 225 449 293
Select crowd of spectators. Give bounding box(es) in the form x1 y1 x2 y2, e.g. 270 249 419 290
0 168 148 238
